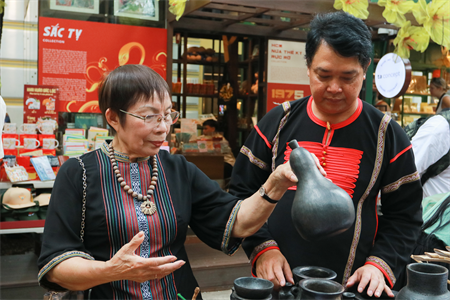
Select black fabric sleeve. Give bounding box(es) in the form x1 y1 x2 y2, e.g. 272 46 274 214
229 105 286 259
37 157 95 289
177 155 243 254
371 119 423 288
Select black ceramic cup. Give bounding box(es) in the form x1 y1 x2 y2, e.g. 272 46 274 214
292 266 337 284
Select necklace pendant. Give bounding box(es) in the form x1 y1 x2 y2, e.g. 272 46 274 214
141 200 157 215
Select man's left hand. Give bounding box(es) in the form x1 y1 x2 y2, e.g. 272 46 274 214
346 264 394 298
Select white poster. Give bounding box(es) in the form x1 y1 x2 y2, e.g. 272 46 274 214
267 40 308 85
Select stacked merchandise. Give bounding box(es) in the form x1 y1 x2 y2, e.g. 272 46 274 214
63 128 88 156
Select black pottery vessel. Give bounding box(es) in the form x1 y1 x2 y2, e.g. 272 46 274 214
292 266 337 284
298 278 345 300
231 277 273 300
288 140 355 241
396 263 450 300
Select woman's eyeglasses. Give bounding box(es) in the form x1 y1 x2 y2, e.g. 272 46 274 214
120 109 180 127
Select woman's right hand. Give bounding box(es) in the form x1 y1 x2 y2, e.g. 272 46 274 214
106 232 185 282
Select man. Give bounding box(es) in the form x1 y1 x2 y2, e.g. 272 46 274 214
411 109 450 198
229 11 422 298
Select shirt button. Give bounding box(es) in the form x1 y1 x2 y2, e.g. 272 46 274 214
322 163 326 166
323 151 327 155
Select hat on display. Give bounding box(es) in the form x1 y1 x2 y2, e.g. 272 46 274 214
35 193 51 206
2 187 35 209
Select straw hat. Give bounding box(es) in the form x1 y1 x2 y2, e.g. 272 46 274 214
2 187 35 209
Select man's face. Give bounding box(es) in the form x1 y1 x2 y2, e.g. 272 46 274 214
307 42 367 122
203 125 215 135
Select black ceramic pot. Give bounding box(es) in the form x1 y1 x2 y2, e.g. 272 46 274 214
292 266 337 284
233 277 274 300
288 140 355 242
298 278 345 300
396 263 450 300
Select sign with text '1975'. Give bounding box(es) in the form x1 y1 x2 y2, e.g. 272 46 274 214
374 53 411 99
267 40 310 112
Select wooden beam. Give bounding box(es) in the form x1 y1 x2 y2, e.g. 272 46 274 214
168 0 211 23
222 8 270 27
173 17 309 41
189 10 240 20
273 16 313 31
209 0 335 15
264 11 311 19
206 3 261 14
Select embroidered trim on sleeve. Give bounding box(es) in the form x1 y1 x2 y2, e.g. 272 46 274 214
342 113 391 286
240 146 270 171
38 251 95 283
365 256 396 288
221 200 244 255
382 171 420 194
249 240 279 264
271 101 292 171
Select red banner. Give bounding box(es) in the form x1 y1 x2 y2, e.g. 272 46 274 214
266 83 310 112
38 17 167 113
23 84 59 124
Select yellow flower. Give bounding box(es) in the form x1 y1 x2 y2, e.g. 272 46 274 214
169 0 188 21
421 0 450 48
333 0 369 20
393 21 430 59
377 0 416 27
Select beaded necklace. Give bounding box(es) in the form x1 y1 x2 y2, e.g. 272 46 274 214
108 143 158 215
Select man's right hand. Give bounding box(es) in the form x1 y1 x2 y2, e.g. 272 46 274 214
255 249 294 290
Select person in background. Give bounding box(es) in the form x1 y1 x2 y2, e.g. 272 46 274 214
202 118 236 178
411 108 450 199
229 11 422 298
37 65 312 300
429 77 450 113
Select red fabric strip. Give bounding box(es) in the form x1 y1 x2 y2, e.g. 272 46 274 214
255 125 272 149
307 97 363 130
251 246 280 277
364 261 394 288
390 145 412 164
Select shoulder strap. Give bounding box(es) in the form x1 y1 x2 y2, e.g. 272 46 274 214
75 157 87 242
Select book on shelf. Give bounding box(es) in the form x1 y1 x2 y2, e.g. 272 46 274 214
30 156 56 181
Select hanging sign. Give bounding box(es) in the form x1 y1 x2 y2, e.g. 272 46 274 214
266 40 310 112
375 53 411 98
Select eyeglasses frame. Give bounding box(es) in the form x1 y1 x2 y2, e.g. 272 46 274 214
119 109 180 127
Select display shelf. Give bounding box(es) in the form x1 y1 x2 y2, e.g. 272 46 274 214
402 112 435 116
0 180 54 189
173 59 225 66
404 93 431 97
0 220 45 234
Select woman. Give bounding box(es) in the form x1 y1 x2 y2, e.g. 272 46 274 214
429 77 450 113
38 65 316 300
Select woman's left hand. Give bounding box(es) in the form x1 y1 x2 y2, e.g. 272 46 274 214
106 232 185 282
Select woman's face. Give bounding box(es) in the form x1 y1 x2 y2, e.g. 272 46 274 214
115 93 172 159
429 84 444 98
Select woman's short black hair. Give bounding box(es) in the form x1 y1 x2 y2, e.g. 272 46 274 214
98 64 170 135
305 11 373 70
